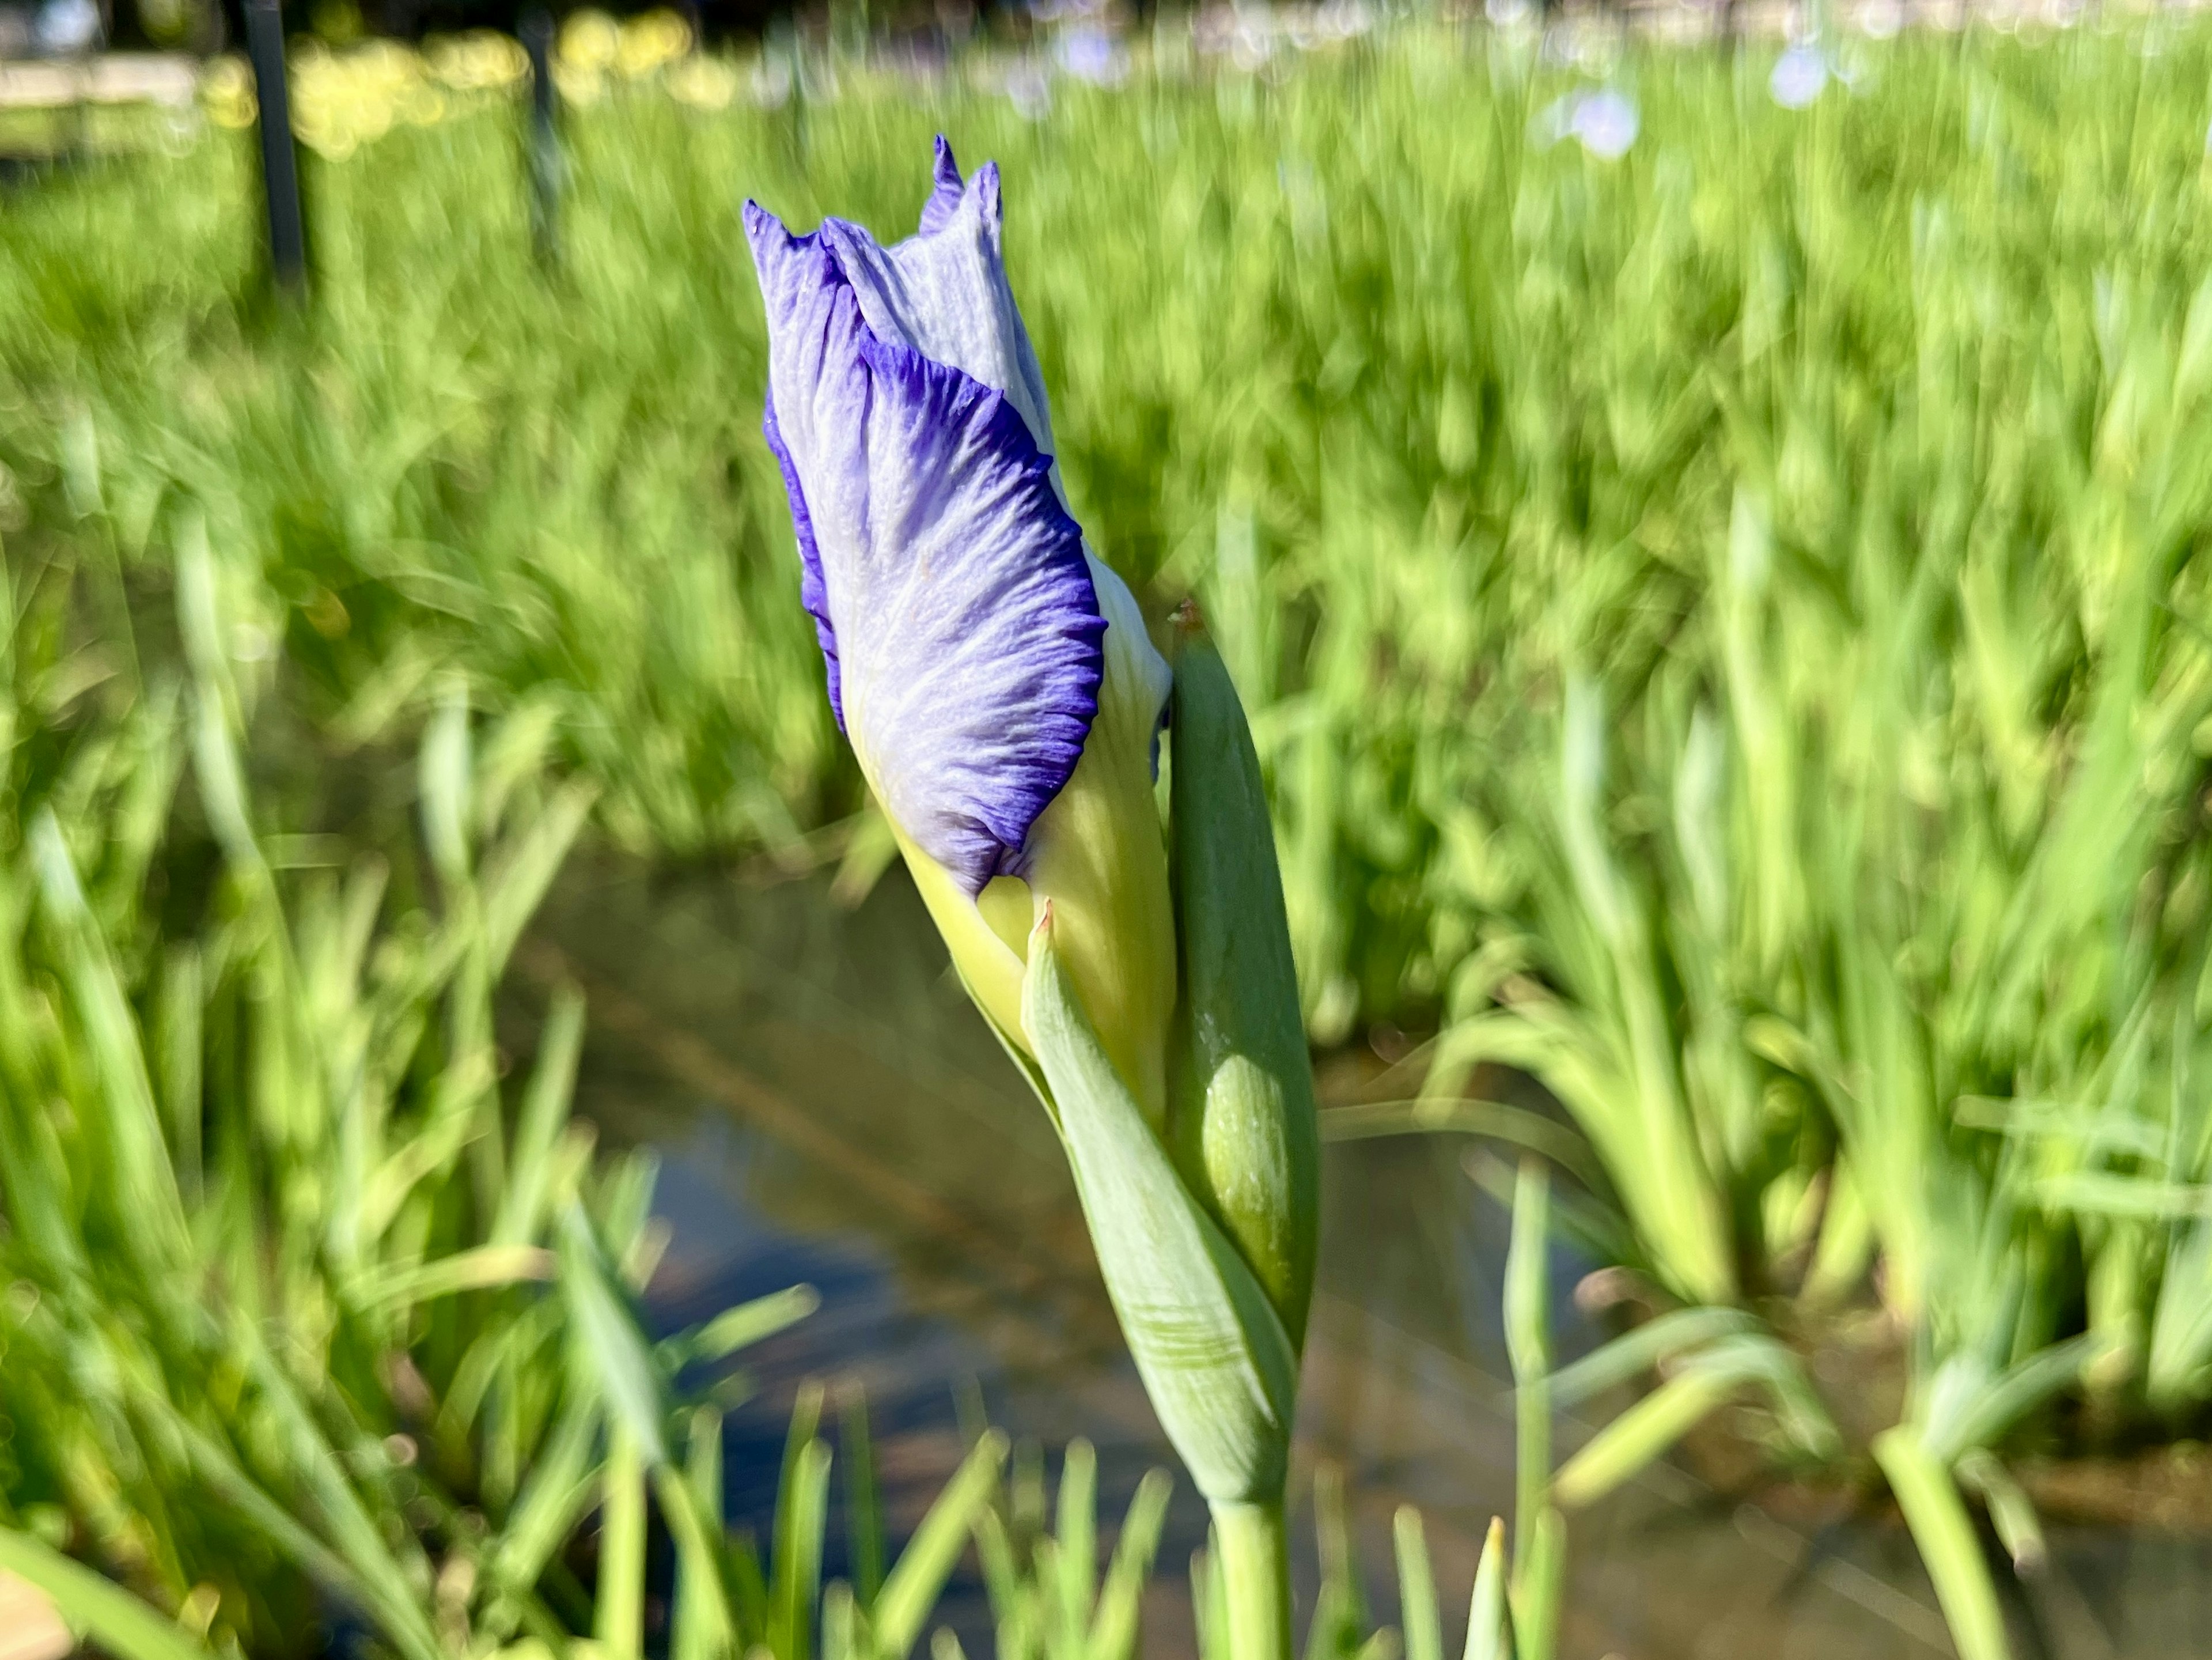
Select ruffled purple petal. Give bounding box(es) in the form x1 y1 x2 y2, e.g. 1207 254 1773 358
745 188 1105 893
762 388 843 727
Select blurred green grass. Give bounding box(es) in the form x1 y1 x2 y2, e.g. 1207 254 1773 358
7 21 2210 1028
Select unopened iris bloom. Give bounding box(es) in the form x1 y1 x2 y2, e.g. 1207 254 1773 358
744 139 1175 1121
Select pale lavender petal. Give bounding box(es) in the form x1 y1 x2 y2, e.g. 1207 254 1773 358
745 196 1105 892
817 156 1062 482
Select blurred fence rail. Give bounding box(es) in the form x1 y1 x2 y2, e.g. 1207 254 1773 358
0 51 191 108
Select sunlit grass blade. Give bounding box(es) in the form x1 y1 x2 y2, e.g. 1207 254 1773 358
1390 1507 1441 1660
559 1204 670 1466
1088 1468 1172 1660
494 982 587 1247
1461 1518 1513 1660
597 1425 648 1660
0 1528 210 1660
669 1406 735 1660
778 1438 832 1660
1507 1510 1562 1660
1054 1438 1096 1652
1872 1430 2012 1660
873 1429 1007 1659
1503 1160 1549 1570
1550 1370 1737 1510
843 1389 885 1613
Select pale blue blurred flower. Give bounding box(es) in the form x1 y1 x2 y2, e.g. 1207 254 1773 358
33 0 100 55
1574 88 1639 157
1771 43 1830 109
1539 88 1639 160
1054 25 1128 86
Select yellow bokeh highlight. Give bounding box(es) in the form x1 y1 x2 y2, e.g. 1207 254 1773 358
559 10 620 70
192 27 751 162
618 10 694 77
668 55 739 109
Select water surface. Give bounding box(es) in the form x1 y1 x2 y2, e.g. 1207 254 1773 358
512 855 2209 1660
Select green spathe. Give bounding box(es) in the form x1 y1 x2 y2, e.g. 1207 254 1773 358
1166 639 1320 1355
1022 908 1298 1506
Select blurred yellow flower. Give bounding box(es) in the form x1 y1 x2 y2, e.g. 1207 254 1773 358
560 9 620 70
425 30 528 92
618 9 692 77
200 55 256 128
291 39 422 158
668 53 738 108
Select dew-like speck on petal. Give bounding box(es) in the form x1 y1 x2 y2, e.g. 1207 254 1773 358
1771 43 1828 109
1532 93 1573 148
750 57 793 107
1229 17 1275 71
1320 0 1373 38
1571 88 1639 160
1858 0 1903 38
1054 25 1127 85
1006 60 1052 118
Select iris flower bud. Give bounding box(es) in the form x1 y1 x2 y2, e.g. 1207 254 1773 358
746 138 1173 1121
749 142 1317 1660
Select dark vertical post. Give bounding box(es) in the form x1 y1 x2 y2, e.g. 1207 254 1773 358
244 0 305 292
521 9 561 266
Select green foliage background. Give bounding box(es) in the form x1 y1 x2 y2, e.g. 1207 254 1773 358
11 21 2212 1658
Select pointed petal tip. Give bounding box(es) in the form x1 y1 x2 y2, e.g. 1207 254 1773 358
919 134 967 236
743 198 797 272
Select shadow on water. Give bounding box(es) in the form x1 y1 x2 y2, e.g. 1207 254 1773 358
507 855 2212 1660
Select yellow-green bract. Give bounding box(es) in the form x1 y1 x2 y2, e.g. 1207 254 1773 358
1024 906 1300 1506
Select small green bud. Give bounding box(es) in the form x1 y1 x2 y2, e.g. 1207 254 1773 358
1165 632 1320 1354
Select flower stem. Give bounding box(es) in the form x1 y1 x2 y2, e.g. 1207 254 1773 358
1212 1498 1292 1660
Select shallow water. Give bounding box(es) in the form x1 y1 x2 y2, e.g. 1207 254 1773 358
510 854 2212 1660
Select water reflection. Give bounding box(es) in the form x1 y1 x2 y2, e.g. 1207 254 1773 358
509 854 2207 1660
